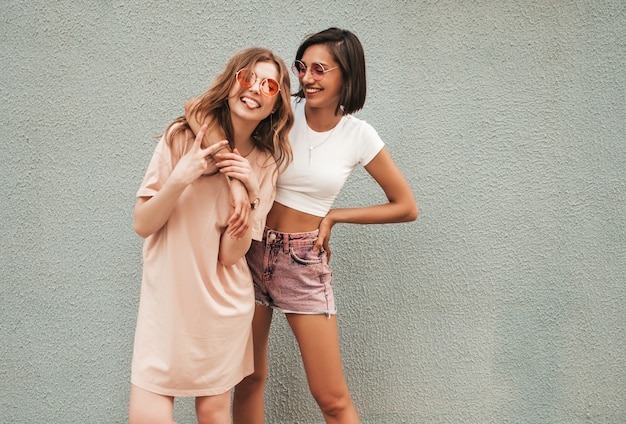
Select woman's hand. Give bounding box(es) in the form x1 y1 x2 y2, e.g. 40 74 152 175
169 125 229 186
314 214 335 262
214 149 260 199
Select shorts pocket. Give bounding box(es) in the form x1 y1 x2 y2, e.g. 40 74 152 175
289 245 323 265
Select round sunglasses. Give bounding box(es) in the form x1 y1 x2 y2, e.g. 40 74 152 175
291 60 339 81
235 68 281 97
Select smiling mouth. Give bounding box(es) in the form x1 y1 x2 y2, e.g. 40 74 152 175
305 88 322 94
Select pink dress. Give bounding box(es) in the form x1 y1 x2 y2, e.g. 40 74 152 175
131 129 276 397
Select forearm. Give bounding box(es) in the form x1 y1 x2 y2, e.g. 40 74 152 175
326 197 418 227
228 177 258 202
133 180 188 238
331 147 418 227
218 227 252 266
185 98 232 153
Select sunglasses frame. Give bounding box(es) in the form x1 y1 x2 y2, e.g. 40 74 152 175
235 68 281 97
291 60 339 81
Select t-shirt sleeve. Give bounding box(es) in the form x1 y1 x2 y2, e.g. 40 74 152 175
358 122 385 166
136 136 172 198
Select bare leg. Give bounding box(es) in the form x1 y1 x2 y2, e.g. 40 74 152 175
286 314 360 424
233 304 274 424
128 384 176 424
195 390 232 424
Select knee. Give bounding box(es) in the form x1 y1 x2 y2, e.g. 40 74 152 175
236 367 268 396
311 389 353 418
196 393 230 424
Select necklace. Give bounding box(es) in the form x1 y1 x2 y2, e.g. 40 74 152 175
235 137 256 158
306 119 341 165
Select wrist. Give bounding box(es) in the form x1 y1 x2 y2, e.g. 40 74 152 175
165 173 191 191
247 186 259 200
323 210 338 227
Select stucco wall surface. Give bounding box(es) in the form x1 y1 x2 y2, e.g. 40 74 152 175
1 1 624 423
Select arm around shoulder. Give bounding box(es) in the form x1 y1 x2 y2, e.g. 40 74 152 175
185 98 231 153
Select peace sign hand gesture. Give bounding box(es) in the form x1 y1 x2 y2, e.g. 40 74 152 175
169 124 230 187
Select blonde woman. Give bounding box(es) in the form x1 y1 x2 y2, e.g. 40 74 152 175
128 47 293 424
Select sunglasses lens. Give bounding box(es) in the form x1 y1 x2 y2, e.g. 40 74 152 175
236 68 254 87
261 79 280 96
311 63 326 79
292 61 306 77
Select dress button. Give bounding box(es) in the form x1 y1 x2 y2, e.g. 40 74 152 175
268 232 277 241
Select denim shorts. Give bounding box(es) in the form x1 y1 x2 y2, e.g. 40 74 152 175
245 227 336 316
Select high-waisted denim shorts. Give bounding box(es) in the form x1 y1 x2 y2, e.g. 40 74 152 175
245 227 336 316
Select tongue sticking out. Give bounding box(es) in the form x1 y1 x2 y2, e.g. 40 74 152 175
241 97 260 108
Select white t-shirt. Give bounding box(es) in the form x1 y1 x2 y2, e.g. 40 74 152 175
275 98 385 217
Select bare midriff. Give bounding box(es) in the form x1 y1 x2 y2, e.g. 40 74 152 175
265 202 323 233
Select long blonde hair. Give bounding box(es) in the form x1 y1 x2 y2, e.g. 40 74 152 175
165 47 293 171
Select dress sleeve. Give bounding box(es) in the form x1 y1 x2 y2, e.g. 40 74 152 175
136 136 173 198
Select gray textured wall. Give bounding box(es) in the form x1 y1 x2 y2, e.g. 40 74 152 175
1 1 624 423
